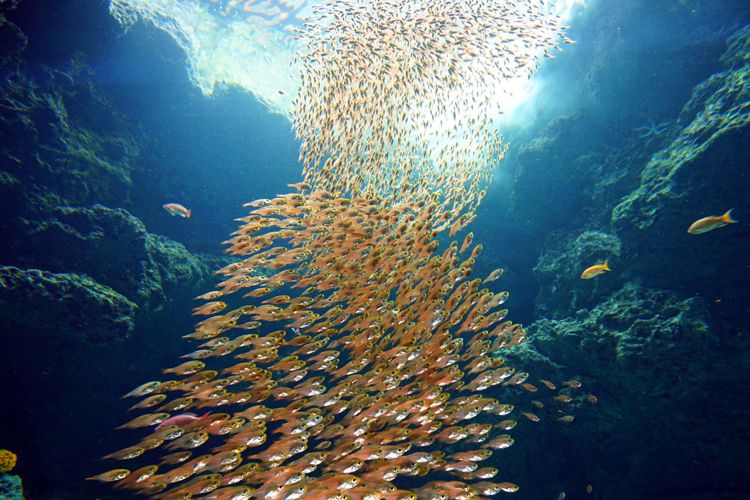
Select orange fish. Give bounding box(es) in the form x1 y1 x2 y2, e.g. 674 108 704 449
580 259 610 279
163 203 192 219
687 209 737 234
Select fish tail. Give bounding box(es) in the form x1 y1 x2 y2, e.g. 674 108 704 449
186 209 192 219
603 259 610 271
723 209 737 223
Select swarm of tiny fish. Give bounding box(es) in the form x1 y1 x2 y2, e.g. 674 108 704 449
95 0 583 497
93 191 588 498
292 0 570 228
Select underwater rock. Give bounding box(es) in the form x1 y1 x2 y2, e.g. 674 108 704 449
0 61 140 209
0 265 136 343
506 283 750 498
0 17 145 272
525 282 714 378
0 473 24 500
533 230 622 317
612 25 750 231
22 204 217 310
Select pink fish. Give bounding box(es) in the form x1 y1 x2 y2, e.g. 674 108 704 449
163 203 192 219
155 412 203 430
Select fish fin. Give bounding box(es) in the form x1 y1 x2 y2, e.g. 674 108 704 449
603 259 610 271
723 209 737 223
186 209 192 219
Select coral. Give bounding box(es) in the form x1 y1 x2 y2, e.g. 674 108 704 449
0 473 23 500
0 265 136 343
0 450 16 473
612 25 750 231
533 230 622 317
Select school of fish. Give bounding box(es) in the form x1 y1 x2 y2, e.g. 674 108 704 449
292 0 571 229
94 1 588 498
96 190 588 498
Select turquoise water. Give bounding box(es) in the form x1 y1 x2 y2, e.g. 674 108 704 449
0 0 748 499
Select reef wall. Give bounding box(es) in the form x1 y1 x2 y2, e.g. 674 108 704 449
0 3 230 496
500 9 750 499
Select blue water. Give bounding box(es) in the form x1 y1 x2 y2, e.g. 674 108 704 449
1 0 749 499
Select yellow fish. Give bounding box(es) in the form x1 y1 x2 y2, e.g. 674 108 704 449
687 209 737 234
580 260 610 279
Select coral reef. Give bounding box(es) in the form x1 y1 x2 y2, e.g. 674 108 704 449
500 18 750 499
0 265 136 343
0 9 224 337
0 473 24 500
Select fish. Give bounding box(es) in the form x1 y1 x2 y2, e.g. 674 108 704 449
485 434 514 449
118 413 170 429
563 379 582 389
539 379 557 391
521 411 540 423
163 361 206 376
103 446 145 460
102 0 574 491
580 260 610 279
497 482 520 493
86 468 131 482
482 268 504 284
128 394 167 411
192 302 227 316
163 203 192 219
687 209 737 234
155 413 204 430
122 381 161 399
